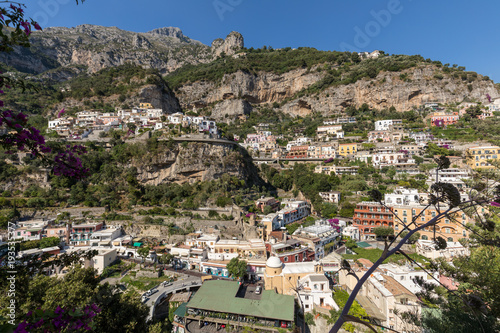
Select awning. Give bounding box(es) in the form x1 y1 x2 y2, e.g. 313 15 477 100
171 251 180 256
112 241 121 246
99 241 110 246
133 242 143 247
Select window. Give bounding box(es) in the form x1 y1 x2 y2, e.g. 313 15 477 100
403 211 407 216
284 257 288 262
403 217 407 223
445 219 450 224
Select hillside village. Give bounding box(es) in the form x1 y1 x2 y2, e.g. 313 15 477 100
3 90 500 332
1 13 500 333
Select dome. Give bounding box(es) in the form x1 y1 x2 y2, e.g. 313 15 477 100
266 256 283 268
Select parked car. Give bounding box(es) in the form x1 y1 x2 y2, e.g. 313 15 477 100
141 295 148 303
255 286 262 295
161 281 172 287
149 288 159 295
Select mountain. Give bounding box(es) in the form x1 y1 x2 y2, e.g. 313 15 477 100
0 24 498 118
0 25 243 80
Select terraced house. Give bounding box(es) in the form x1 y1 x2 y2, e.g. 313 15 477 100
466 145 500 169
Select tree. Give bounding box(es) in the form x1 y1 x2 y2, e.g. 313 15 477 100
158 253 173 266
226 257 247 280
373 226 394 240
263 205 273 215
399 230 420 244
137 247 150 267
0 266 148 332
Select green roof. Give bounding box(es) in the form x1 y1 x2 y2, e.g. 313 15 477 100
174 303 188 318
356 241 372 248
187 280 294 322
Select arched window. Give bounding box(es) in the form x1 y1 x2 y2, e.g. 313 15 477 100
447 237 453 242
422 235 428 240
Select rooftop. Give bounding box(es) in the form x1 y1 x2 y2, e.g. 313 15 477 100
187 280 294 322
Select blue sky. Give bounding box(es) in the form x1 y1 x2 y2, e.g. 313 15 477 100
26 0 500 82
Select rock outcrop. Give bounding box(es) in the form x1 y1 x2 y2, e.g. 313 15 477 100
135 142 252 185
177 65 500 116
211 99 253 121
211 31 244 57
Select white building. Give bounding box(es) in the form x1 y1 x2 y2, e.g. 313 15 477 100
89 227 122 247
316 125 344 139
379 263 439 294
292 220 341 259
342 226 360 241
415 240 470 260
298 274 339 312
384 188 422 206
199 120 217 135
276 200 310 227
319 191 341 203
374 119 403 131
86 249 118 275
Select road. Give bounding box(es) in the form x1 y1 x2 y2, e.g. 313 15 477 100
145 273 202 321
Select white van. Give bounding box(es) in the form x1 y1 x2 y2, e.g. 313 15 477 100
255 286 262 295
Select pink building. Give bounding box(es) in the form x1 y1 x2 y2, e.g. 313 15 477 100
430 113 459 127
44 225 70 244
14 227 43 241
71 222 104 246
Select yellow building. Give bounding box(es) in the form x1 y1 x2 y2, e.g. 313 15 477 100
392 205 471 242
139 102 153 109
338 143 357 157
264 257 326 295
466 145 500 169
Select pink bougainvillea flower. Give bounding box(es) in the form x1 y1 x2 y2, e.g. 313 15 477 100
58 108 65 118
490 202 500 208
20 21 30 36
33 22 42 31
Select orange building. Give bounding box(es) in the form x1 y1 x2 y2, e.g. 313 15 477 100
286 145 309 158
353 202 394 240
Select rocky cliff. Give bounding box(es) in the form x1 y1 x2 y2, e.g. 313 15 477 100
211 31 244 57
134 141 256 185
0 25 213 78
176 65 499 118
1 24 498 118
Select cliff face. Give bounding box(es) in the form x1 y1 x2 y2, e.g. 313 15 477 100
1 24 498 117
177 65 499 117
211 31 244 57
178 67 325 109
0 25 213 78
134 142 252 185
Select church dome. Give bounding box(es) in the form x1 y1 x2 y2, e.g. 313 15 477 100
266 256 283 268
